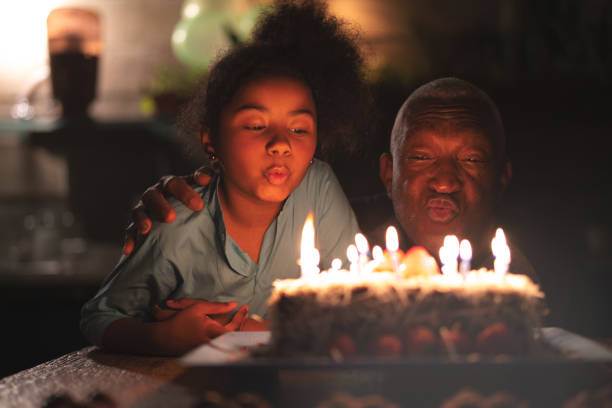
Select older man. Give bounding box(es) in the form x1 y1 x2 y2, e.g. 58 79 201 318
124 77 535 277
375 78 534 275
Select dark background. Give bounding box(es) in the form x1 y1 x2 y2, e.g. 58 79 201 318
1 0 611 378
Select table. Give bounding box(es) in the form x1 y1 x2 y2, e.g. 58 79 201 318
0 347 285 408
2 344 611 408
0 347 196 408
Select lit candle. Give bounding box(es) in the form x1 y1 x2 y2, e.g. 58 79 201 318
299 214 319 279
459 239 472 277
440 235 459 275
363 245 385 274
372 245 384 263
491 228 511 276
385 226 401 278
355 233 369 274
347 244 359 275
330 258 342 272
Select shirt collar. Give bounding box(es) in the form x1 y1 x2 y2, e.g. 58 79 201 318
206 176 257 277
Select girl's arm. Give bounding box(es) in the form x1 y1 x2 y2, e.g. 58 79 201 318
102 301 248 356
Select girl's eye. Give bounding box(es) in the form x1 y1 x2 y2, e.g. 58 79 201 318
290 128 308 134
245 125 265 131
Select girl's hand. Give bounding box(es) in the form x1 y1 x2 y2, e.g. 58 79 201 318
240 316 270 331
122 167 214 255
153 300 248 354
153 298 249 330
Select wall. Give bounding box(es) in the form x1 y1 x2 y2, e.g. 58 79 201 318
0 0 511 120
0 0 183 119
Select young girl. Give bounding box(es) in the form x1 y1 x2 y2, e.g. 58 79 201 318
80 0 372 356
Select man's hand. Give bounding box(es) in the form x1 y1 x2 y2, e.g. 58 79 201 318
122 167 214 255
151 300 249 355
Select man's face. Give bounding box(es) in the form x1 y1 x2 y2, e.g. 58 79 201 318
380 123 510 258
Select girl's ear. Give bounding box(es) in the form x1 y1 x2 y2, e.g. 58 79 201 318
200 127 215 155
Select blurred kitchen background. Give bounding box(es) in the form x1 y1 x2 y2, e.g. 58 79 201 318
0 0 610 377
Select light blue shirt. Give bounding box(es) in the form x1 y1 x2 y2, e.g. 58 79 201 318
80 159 360 346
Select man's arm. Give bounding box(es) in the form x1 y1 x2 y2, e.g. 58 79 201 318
123 168 214 255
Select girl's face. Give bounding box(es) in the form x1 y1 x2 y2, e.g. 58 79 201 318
204 75 317 204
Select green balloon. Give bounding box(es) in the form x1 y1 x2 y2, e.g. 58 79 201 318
232 5 268 42
172 10 232 72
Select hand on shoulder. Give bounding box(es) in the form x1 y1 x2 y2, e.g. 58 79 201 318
122 167 214 255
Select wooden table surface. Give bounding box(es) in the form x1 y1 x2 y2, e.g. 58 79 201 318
0 347 199 408
1 345 611 408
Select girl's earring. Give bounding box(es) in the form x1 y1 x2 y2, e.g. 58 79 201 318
309 159 313 165
204 145 221 172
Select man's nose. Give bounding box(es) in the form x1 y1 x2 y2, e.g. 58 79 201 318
428 159 461 193
266 130 292 156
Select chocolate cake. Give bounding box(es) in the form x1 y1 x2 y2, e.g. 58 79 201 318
267 266 545 358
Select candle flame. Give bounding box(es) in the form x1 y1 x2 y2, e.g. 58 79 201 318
347 244 359 264
439 246 446 263
313 248 320 267
300 214 315 257
440 235 460 276
491 227 511 262
331 258 342 270
300 214 316 278
495 227 506 243
443 235 460 259
386 226 399 252
459 239 472 261
372 245 384 262
355 233 369 254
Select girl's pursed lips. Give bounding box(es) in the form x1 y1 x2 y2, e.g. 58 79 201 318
264 165 290 184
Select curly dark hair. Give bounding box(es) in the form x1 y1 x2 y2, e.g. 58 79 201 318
178 0 372 159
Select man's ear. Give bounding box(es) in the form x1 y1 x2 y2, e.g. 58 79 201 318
379 152 393 199
499 160 512 194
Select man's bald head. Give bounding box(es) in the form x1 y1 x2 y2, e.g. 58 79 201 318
390 77 506 165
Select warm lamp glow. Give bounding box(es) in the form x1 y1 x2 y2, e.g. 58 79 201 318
0 1 68 94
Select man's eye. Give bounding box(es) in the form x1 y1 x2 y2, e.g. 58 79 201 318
462 157 485 163
290 128 308 134
245 125 265 131
407 155 432 161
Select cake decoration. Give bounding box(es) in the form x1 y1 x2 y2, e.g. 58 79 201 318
266 216 546 358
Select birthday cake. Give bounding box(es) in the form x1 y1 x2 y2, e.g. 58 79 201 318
267 242 546 358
